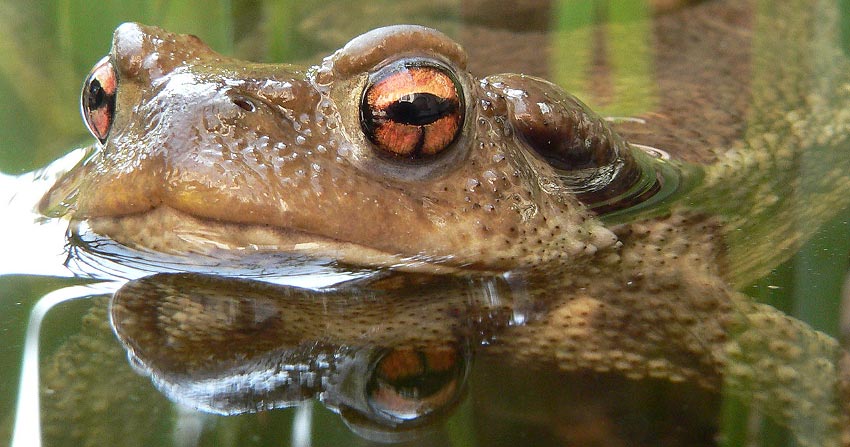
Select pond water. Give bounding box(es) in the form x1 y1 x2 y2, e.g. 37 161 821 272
2 1 850 446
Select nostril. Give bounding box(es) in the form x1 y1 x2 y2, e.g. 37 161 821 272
232 97 256 112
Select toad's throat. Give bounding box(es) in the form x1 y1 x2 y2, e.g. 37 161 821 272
73 206 468 273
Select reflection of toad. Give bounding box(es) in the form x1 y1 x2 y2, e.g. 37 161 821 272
38 1 850 445
109 273 477 443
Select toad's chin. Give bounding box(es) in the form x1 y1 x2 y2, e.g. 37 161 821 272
74 205 471 275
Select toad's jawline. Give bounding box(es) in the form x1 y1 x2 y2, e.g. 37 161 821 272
77 206 478 274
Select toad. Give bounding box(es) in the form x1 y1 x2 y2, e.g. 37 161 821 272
38 2 850 445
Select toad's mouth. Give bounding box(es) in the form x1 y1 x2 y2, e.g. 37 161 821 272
73 205 469 274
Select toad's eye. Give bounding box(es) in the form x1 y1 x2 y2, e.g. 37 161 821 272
81 56 117 143
366 345 465 423
360 60 464 159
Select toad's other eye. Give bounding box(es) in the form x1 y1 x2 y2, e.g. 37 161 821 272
360 60 464 159
366 345 465 423
81 56 117 143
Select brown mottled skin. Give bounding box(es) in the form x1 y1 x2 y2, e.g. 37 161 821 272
39 0 850 446
45 22 626 272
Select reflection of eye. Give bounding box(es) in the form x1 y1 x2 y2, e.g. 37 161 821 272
360 60 464 159
367 345 465 422
81 56 117 143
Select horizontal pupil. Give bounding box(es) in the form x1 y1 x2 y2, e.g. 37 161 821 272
384 92 456 126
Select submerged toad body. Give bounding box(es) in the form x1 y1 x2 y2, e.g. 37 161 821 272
40 5 850 446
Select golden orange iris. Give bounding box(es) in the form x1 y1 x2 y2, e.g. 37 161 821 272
81 56 118 143
361 62 463 159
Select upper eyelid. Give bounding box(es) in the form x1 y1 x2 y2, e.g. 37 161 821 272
330 26 467 79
